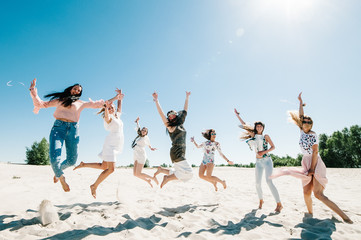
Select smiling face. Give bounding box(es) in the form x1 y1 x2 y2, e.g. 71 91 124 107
301 117 313 133
210 130 217 141
255 124 264 135
167 111 177 121
141 127 148 136
70 85 82 95
107 104 115 114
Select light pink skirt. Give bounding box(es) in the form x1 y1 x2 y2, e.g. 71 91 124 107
270 155 328 188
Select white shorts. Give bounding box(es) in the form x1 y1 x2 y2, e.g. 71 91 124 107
133 147 147 164
169 160 193 182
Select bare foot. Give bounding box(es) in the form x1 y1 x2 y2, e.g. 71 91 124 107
53 176 59 183
90 184 97 199
59 176 70 192
344 217 353 224
258 199 264 209
73 161 85 170
275 202 283 213
153 176 159 185
160 175 170 188
153 166 162 178
212 182 218 191
221 180 227 189
146 179 153 188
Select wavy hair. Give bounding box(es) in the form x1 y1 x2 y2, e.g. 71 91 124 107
202 129 215 140
288 111 313 129
240 121 265 140
44 84 82 107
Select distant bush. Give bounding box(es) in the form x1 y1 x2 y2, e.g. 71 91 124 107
160 163 168 168
144 159 150 168
271 154 302 167
26 138 50 165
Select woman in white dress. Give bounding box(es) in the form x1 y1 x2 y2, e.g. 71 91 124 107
74 89 124 198
132 117 158 187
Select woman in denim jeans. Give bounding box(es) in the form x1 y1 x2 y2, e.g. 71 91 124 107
234 108 283 213
29 78 120 192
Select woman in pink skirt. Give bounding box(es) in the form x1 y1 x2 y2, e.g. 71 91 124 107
271 92 352 223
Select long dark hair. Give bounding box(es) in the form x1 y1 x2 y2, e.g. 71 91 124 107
44 84 83 107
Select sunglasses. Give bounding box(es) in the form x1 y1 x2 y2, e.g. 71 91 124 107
211 133 216 136
302 121 312 124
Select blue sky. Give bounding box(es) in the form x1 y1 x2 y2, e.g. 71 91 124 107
1 0 360 167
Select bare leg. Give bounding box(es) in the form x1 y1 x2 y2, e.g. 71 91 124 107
303 180 313 214
59 175 70 192
313 178 353 223
133 161 153 187
154 166 170 178
160 174 178 188
90 162 115 199
206 163 227 190
53 176 59 183
258 199 264 209
74 161 107 170
199 164 217 191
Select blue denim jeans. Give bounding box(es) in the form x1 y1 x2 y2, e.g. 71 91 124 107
255 156 281 203
49 120 79 178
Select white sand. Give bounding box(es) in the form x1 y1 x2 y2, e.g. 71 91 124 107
0 163 360 240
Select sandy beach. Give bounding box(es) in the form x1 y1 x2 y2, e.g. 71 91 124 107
0 163 360 240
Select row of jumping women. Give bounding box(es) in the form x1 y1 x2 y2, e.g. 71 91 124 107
29 79 352 223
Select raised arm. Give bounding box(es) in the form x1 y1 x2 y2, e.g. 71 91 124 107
298 92 305 118
190 137 201 148
29 78 58 114
152 92 168 126
115 88 124 114
184 91 191 112
135 117 141 130
234 108 246 125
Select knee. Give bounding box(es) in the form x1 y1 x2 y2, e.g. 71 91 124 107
314 191 326 201
198 173 206 179
108 167 115 174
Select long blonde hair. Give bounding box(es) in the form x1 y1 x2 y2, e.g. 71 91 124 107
288 111 313 129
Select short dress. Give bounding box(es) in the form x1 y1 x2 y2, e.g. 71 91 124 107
98 113 124 162
270 130 328 188
133 127 151 165
200 140 222 165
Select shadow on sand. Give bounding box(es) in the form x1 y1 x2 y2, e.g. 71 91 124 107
177 209 283 238
289 213 337 240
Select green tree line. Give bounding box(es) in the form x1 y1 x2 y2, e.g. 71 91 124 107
26 125 361 168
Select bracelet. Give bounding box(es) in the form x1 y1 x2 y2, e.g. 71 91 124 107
29 88 34 91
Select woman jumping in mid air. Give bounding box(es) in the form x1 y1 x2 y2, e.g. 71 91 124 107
152 91 193 188
29 78 119 192
270 92 352 223
73 89 124 198
234 108 283 212
131 117 158 187
191 129 234 191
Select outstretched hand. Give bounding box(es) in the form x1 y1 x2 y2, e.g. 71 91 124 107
152 91 158 101
186 91 191 97
190 137 195 142
228 161 234 165
30 78 36 89
234 108 240 115
116 88 124 100
298 92 306 107
135 117 140 123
